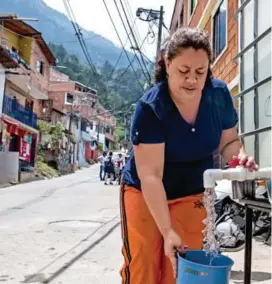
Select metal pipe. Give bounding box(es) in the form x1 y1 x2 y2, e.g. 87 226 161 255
244 205 253 284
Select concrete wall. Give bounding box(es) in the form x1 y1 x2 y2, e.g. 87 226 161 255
0 152 19 183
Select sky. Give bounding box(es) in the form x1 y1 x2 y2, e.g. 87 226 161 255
43 0 176 59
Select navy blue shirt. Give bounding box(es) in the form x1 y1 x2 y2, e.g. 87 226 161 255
122 78 238 200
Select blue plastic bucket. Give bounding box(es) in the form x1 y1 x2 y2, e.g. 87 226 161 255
177 250 234 284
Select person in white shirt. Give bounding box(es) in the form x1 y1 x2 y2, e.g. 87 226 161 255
97 151 107 181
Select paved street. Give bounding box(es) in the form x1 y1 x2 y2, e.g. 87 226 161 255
0 165 271 284
0 165 122 284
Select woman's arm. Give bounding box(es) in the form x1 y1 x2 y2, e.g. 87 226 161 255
218 127 257 170
134 142 172 236
218 127 242 162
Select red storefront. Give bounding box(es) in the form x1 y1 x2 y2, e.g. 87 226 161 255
0 115 38 166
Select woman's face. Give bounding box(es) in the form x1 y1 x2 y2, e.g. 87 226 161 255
165 47 209 102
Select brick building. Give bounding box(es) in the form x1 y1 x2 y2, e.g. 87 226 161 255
170 0 271 168
44 69 100 167
47 68 116 153
170 0 239 96
0 15 56 180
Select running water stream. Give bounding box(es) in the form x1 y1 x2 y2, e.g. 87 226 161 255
203 188 220 265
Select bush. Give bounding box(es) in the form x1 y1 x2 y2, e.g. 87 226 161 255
37 153 45 162
36 161 59 179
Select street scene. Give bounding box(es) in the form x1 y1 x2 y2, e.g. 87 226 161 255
0 0 271 283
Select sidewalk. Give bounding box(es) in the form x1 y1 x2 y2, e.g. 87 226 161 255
227 239 271 283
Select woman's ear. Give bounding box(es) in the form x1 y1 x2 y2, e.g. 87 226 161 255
164 56 170 76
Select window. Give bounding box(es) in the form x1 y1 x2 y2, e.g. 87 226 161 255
1 37 7 46
190 0 198 15
65 93 74 105
36 60 44 75
213 0 227 59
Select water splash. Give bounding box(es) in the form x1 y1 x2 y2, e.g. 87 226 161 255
203 188 220 265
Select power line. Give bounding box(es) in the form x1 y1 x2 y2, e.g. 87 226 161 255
88 93 142 120
54 34 101 44
91 31 150 105
107 17 137 80
114 31 150 83
123 0 148 56
112 0 151 84
65 0 97 74
102 0 145 92
119 0 151 81
62 0 97 75
87 34 152 120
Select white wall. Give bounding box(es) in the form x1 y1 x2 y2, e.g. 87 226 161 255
0 152 19 183
0 65 5 116
92 121 106 150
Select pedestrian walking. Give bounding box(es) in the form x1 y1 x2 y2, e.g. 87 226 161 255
120 27 257 284
97 151 107 181
104 152 115 185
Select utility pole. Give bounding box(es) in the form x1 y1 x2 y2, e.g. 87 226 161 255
156 6 164 63
136 6 165 62
124 116 127 141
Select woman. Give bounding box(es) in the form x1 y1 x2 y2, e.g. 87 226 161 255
120 27 257 284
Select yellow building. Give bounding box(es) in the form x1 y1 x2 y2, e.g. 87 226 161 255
0 15 56 173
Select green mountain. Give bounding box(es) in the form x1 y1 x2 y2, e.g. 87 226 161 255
0 0 135 67
49 42 148 142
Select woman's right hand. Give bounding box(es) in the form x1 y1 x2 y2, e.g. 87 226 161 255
163 228 187 278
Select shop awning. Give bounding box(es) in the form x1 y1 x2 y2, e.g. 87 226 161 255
1 114 39 134
1 116 19 126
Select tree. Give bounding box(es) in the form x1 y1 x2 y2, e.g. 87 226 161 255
102 60 114 78
48 42 151 123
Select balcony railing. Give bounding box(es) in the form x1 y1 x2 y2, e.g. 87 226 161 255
2 95 37 129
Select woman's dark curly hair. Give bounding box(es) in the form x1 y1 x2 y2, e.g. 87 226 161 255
155 27 213 84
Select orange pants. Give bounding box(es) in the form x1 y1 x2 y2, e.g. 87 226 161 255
120 185 207 284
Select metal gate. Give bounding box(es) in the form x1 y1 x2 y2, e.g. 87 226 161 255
234 0 271 167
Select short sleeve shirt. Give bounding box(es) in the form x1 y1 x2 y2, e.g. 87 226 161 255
122 78 238 200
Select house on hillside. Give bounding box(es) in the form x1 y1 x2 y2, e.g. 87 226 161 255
0 14 56 183
92 102 116 151
42 68 99 169
170 0 271 168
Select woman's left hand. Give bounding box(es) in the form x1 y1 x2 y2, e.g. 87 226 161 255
231 154 258 171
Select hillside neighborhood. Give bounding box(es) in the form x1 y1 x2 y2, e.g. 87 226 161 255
0 0 271 283
0 15 117 183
